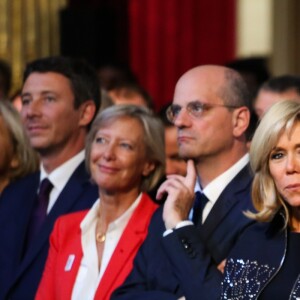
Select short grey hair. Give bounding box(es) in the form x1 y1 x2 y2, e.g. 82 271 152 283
85 104 165 192
219 68 251 109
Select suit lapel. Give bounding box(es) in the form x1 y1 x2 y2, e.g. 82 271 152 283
198 165 252 240
95 194 157 299
15 173 40 263
61 227 83 299
16 163 92 280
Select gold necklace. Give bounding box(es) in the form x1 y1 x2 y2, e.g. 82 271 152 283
96 216 107 243
96 231 106 243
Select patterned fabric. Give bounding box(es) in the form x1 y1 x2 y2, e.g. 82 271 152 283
221 258 276 299
291 275 300 300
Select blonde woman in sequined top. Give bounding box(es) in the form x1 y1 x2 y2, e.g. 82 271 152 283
221 100 300 299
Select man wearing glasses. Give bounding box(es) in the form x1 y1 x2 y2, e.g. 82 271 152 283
112 65 255 300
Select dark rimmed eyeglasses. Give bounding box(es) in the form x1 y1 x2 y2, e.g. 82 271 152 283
166 100 240 123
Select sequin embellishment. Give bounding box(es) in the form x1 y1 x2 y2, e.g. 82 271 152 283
291 275 300 299
221 258 276 299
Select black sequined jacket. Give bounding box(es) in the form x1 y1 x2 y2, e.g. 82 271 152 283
221 211 300 299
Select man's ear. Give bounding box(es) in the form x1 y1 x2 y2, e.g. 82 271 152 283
232 107 250 138
79 100 97 127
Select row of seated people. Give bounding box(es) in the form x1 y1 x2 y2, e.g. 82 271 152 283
113 98 300 300
0 56 300 299
0 56 165 300
3 57 300 180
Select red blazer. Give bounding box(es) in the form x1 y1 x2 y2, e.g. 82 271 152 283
35 193 158 300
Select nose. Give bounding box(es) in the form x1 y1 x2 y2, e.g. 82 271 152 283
286 154 300 174
102 143 116 161
22 99 42 119
173 108 192 129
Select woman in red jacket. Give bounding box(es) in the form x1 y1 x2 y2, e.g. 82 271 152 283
35 105 165 300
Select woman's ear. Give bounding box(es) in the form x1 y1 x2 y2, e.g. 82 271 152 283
10 156 19 169
142 161 156 177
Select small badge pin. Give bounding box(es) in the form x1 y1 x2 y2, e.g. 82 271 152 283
64 254 75 271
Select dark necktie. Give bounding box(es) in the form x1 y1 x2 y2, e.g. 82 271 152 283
26 178 53 244
192 191 209 225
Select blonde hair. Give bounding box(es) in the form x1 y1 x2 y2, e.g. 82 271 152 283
86 104 165 192
0 100 39 181
247 100 300 224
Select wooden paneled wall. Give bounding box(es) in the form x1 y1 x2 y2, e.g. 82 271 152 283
0 0 67 95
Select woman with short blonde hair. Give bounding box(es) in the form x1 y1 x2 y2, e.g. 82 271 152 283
36 105 165 300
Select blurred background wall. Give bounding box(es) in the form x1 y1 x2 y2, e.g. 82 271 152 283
0 0 67 94
0 0 299 110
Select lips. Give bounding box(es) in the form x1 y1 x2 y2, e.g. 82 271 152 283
26 124 48 135
177 135 193 143
98 164 120 174
285 183 300 191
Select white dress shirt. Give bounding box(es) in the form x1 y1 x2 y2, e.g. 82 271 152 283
199 153 249 222
164 153 249 235
40 150 85 213
71 194 142 300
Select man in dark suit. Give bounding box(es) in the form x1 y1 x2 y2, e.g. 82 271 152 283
112 65 255 300
0 56 101 300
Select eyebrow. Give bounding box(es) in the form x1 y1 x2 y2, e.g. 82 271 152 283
22 90 57 96
21 92 30 98
270 146 284 152
272 143 300 151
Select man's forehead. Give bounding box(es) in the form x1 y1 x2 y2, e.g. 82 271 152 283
179 65 226 82
23 72 70 85
172 86 221 106
22 72 72 92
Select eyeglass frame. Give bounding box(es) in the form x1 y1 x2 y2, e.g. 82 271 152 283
166 100 241 124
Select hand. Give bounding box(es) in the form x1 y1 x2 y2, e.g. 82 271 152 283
217 259 226 273
178 297 186 300
156 160 197 229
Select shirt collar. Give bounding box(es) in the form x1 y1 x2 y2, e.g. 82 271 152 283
40 150 85 193
80 193 143 234
194 153 249 204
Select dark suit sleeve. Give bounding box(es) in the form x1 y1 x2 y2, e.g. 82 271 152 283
112 224 222 300
111 209 180 300
113 166 254 300
112 206 224 300
161 225 223 300
111 251 178 300
35 217 62 300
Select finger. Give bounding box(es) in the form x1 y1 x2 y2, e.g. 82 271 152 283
156 179 171 200
156 177 185 200
166 174 185 180
217 259 227 273
184 159 197 189
157 174 191 195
